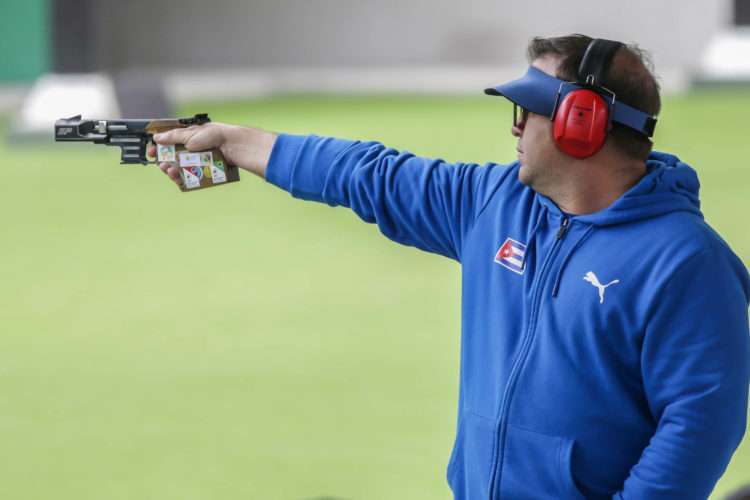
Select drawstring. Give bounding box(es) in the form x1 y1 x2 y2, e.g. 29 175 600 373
551 225 595 298
523 207 547 263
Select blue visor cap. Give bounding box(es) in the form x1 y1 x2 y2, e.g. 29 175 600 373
484 66 656 137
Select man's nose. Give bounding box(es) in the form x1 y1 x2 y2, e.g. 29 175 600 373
511 122 524 138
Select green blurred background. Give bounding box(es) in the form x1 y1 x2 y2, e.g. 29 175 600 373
0 91 748 499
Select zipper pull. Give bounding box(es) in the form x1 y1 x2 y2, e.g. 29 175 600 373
556 217 570 240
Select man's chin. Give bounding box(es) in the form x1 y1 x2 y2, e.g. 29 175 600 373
518 164 533 187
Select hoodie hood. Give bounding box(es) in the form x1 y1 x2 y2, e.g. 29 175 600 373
536 151 703 227
539 151 704 298
575 151 702 226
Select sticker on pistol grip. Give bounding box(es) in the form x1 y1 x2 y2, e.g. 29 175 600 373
211 160 227 184
181 166 202 189
157 144 176 162
178 152 202 167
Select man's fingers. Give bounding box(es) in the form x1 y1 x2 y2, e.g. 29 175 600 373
159 162 183 186
182 130 217 151
147 144 157 158
166 166 181 184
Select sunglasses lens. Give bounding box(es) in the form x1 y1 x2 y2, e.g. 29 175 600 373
513 104 529 127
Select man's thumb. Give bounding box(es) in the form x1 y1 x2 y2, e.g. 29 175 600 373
153 128 193 145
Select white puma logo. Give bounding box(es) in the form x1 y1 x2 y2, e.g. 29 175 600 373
583 271 620 304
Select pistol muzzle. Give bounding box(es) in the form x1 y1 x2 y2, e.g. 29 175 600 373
54 115 108 141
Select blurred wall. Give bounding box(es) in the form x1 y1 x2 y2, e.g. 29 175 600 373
90 0 732 73
0 0 738 111
0 0 49 82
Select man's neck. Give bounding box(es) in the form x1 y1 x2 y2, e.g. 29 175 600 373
543 158 647 215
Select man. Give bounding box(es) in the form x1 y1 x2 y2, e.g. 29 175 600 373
150 35 750 499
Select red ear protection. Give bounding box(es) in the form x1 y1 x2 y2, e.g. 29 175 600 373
552 88 610 158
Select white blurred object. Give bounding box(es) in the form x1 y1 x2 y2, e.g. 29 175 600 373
9 73 120 139
696 28 750 81
0 64 691 120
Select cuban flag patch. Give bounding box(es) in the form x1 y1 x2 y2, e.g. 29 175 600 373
494 237 527 275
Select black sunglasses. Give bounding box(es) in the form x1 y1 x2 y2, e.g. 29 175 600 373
513 104 530 127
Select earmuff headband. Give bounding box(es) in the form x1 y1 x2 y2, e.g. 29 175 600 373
578 39 623 87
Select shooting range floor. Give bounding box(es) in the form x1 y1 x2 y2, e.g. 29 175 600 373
1 91 749 499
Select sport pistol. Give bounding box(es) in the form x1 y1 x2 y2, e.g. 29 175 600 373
54 113 239 191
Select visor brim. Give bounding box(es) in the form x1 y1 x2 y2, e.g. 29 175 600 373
483 66 560 117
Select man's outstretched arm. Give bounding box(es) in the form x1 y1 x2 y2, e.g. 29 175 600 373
153 124 514 261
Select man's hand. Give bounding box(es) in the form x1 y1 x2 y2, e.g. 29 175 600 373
146 122 277 186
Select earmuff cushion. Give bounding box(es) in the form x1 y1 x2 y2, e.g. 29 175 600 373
553 89 610 158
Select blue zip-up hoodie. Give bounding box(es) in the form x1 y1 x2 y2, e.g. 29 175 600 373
266 135 750 499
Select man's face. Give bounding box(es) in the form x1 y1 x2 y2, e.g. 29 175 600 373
512 55 571 189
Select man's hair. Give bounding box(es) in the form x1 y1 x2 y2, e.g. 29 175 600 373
527 34 661 161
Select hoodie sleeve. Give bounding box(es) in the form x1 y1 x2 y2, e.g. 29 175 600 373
265 134 514 261
616 248 750 499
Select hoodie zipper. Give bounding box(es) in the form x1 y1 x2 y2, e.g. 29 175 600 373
488 216 570 499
